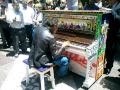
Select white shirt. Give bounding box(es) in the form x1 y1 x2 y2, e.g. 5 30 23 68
5 8 13 23
7 3 13 10
33 12 43 26
21 6 35 25
95 1 102 8
6 8 24 28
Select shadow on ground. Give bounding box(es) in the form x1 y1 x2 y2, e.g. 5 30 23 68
100 76 120 90
21 71 85 90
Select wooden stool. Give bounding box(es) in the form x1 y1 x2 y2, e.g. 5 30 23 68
23 59 55 90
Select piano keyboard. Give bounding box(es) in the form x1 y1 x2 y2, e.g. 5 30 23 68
56 40 87 50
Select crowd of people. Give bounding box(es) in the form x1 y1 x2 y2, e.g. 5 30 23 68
0 0 44 57
0 0 101 57
0 0 73 56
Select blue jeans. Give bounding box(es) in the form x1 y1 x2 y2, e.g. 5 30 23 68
54 56 69 77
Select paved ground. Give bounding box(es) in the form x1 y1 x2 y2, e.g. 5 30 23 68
0 47 120 90
0 50 14 87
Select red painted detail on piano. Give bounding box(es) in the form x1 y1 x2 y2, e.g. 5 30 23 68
62 51 87 68
92 63 97 67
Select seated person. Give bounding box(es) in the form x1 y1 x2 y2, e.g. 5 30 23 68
28 20 70 77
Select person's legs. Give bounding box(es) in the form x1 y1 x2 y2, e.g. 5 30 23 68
54 56 69 77
105 33 116 74
0 20 7 48
19 28 27 53
4 23 12 47
115 37 120 61
25 25 33 48
12 29 19 55
0 26 7 47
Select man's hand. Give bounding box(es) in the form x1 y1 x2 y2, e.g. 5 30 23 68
56 41 70 55
45 63 53 66
61 41 70 48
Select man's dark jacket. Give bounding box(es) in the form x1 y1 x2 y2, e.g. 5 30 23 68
109 1 120 38
105 1 120 70
28 26 56 68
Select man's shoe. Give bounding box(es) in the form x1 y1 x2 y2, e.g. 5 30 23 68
3 45 9 49
118 69 120 72
14 53 19 57
104 68 111 75
22 51 29 54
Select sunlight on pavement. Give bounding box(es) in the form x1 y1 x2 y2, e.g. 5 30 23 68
0 55 28 90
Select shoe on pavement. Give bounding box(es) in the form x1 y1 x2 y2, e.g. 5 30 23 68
14 53 19 57
118 68 120 72
22 51 29 54
3 45 9 49
104 68 111 75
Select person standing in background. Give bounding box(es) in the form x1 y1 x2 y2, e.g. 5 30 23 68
21 1 35 48
6 2 27 57
55 0 68 10
33 3 43 27
67 0 78 10
83 0 99 10
27 0 34 8
0 0 12 48
46 0 53 10
104 0 120 74
78 0 83 10
95 0 102 8
80 0 89 6
0 2 7 48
